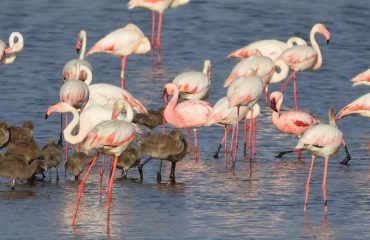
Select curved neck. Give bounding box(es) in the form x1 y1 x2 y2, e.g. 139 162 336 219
79 64 92 85
287 36 307 47
310 28 322 70
63 106 86 145
9 32 24 52
124 101 134 122
270 60 289 83
164 84 179 120
202 60 211 80
79 31 87 60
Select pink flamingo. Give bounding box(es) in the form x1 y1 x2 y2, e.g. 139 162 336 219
45 102 137 226
173 59 212 100
1 32 24 64
279 23 331 111
224 52 289 107
162 83 212 159
128 0 190 64
296 107 350 215
226 69 263 162
270 91 318 160
228 36 307 61
336 93 370 119
62 30 93 82
86 23 150 89
351 69 370 86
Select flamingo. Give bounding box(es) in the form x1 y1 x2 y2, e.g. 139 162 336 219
336 93 370 119
296 107 349 214
128 0 190 64
270 91 318 160
351 69 370 86
279 23 331 111
228 36 307 61
75 60 147 114
226 69 263 162
172 59 212 100
62 30 93 82
1 32 24 64
41 139 63 181
86 23 150 89
224 52 289 106
162 83 212 159
45 102 137 226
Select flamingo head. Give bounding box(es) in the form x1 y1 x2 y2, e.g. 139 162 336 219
162 83 177 104
45 102 71 119
75 30 86 54
316 23 331 44
270 91 283 112
75 38 81 54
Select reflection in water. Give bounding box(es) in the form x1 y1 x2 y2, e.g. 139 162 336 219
0 190 36 200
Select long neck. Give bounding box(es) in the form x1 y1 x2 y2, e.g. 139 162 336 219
310 27 322 70
203 61 211 80
63 106 86 145
270 60 289 83
9 32 24 52
79 31 87 60
272 97 282 124
328 108 336 126
164 86 179 122
124 101 134 122
79 65 92 85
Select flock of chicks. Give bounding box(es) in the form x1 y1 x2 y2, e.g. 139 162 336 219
1 0 369 226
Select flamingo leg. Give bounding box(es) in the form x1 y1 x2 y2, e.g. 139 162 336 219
213 125 229 159
65 113 69 177
280 70 296 93
107 155 119 226
58 114 63 146
99 155 106 199
304 155 315 213
293 75 299 111
72 153 99 225
264 84 269 107
151 11 156 63
138 157 153 181
297 149 302 162
253 116 257 159
243 118 249 156
162 111 166 134
230 124 235 157
193 128 198 159
157 160 163 181
121 56 127 89
233 107 240 163
340 140 352 164
248 108 254 159
170 162 176 182
156 12 163 64
323 156 329 215
224 126 229 157
187 128 191 146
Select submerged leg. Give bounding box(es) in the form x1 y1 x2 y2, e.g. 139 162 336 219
107 156 119 226
157 160 163 181
138 157 153 181
323 156 329 215
304 155 315 213
193 128 198 159
170 162 176 182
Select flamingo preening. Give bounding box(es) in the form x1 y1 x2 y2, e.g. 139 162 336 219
86 23 150 89
1 32 24 64
279 23 331 111
128 0 190 64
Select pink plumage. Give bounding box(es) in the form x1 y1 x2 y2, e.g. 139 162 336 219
336 93 370 119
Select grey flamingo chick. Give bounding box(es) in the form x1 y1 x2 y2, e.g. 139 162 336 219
0 153 48 190
41 139 63 181
65 152 93 180
8 120 34 144
132 107 164 133
6 138 41 164
138 129 191 182
0 121 10 148
117 146 142 178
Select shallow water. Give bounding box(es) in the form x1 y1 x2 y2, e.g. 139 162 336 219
0 0 369 239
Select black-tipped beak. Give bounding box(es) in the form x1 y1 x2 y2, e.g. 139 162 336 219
270 98 278 112
162 89 169 105
326 39 330 45
76 48 81 54
45 113 49 119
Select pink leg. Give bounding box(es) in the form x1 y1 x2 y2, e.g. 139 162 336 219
323 156 329 215
99 155 106 199
293 76 298 111
248 108 254 157
230 124 235 153
297 149 302 161
243 118 249 156
72 153 99 225
162 111 166 134
280 71 296 93
187 128 191 146
224 126 229 156
121 56 127 89
233 107 240 162
193 128 198 159
151 11 156 63
65 113 69 177
156 13 163 64
304 155 316 213
253 117 257 159
264 84 269 107
107 156 119 225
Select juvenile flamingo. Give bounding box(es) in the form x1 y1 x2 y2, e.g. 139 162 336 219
270 91 318 160
62 30 93 81
296 107 350 214
128 0 190 64
351 69 370 86
279 23 331 111
226 69 263 162
1 32 24 64
173 59 212 100
162 83 212 159
45 102 137 226
336 93 370 119
224 52 289 106
228 36 307 60
86 23 150 89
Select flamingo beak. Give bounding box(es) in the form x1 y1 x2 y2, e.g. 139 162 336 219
270 98 278 112
327 39 330 45
76 39 81 54
45 113 49 119
162 89 169 105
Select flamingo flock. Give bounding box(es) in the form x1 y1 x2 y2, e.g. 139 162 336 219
0 0 369 230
